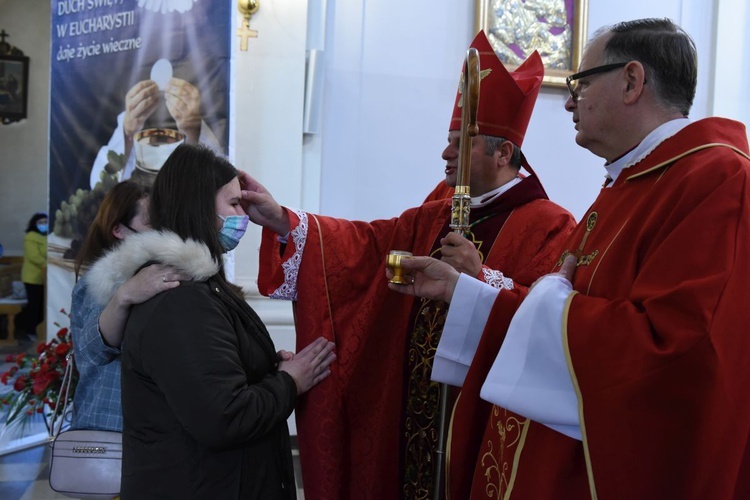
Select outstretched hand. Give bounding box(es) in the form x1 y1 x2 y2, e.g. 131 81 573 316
237 170 291 236
386 256 460 303
278 337 336 395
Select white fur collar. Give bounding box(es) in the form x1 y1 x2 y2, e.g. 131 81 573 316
84 230 220 307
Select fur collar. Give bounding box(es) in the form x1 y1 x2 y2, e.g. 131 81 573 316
85 230 220 307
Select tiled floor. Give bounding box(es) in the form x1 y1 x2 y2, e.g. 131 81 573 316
0 444 68 500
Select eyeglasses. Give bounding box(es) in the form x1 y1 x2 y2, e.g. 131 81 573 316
565 62 628 102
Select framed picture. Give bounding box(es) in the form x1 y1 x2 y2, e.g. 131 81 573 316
0 54 30 123
476 0 588 88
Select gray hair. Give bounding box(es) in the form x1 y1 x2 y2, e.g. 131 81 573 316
595 18 697 116
482 135 522 169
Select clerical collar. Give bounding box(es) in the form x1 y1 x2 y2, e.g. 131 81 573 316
472 177 523 207
603 118 691 186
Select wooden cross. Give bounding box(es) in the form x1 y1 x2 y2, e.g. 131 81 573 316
237 18 257 51
0 30 9 45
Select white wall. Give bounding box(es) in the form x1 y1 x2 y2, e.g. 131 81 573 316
302 0 724 225
713 0 750 126
0 0 50 255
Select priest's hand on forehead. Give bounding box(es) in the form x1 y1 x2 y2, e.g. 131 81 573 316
237 170 290 236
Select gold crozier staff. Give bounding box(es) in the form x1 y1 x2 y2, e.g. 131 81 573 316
435 46 480 500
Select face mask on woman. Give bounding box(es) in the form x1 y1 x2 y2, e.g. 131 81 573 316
36 223 48 234
217 214 249 252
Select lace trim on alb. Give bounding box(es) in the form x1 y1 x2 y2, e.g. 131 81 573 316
270 209 308 300
482 268 514 290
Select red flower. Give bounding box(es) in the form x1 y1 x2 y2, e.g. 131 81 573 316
33 374 53 396
55 343 70 356
13 376 27 392
1 311 77 427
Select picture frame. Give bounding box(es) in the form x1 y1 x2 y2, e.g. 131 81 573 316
0 54 30 123
475 0 589 88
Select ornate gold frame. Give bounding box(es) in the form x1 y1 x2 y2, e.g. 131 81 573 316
475 0 589 88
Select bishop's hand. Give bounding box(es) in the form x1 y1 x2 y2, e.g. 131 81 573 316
238 170 291 236
439 231 482 277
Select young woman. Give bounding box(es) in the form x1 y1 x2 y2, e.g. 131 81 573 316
86 144 336 498
71 181 184 431
14 212 48 345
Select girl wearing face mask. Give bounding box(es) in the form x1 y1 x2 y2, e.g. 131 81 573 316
14 212 48 348
71 181 186 434
87 144 336 499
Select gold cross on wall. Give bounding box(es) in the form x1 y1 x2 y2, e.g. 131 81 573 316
238 19 258 51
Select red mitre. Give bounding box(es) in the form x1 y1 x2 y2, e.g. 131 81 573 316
449 31 544 147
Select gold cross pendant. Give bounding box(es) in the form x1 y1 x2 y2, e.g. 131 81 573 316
237 17 258 51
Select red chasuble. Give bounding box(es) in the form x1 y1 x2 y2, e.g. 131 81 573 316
257 175 575 500
466 118 750 500
423 181 455 203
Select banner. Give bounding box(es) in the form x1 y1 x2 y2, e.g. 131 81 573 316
47 0 231 330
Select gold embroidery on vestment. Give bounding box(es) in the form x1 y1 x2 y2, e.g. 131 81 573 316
557 211 600 267
403 297 446 499
480 406 528 499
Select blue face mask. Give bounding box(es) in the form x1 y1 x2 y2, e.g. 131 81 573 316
217 214 249 252
36 223 48 234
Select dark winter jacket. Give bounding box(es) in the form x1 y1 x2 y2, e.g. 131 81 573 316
87 231 298 499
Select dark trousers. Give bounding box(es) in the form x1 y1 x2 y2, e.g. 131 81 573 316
14 283 44 339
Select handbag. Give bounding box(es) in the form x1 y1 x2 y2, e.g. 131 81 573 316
48 353 123 499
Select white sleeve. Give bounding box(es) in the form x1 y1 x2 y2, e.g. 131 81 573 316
480 275 582 440
431 273 500 387
89 112 132 188
268 209 308 301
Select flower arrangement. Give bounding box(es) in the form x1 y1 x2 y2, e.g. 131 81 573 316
0 310 77 428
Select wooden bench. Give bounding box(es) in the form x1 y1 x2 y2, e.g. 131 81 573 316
0 298 26 345
0 258 25 345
